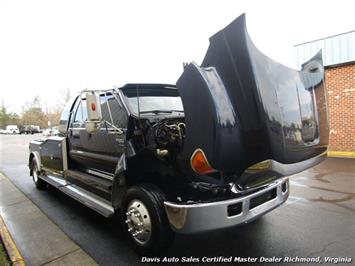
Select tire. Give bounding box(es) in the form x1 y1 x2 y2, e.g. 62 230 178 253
123 183 175 255
31 158 46 189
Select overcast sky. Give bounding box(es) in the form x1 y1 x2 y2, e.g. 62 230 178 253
1 0 355 114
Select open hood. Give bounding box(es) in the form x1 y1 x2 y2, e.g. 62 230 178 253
177 14 329 179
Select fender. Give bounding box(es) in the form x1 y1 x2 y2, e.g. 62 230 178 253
29 151 41 175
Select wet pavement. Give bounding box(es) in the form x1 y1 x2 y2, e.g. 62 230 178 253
0 134 354 265
0 173 97 266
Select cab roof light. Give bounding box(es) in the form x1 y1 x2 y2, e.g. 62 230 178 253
190 148 217 175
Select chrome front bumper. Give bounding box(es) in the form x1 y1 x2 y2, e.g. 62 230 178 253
164 177 289 234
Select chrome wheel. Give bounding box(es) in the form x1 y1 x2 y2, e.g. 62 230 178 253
125 200 152 245
31 158 46 189
33 164 39 182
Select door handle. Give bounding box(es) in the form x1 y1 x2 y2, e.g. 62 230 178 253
72 122 82 127
106 128 125 135
72 129 80 138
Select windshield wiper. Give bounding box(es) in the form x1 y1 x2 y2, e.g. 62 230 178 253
139 110 173 114
139 110 184 114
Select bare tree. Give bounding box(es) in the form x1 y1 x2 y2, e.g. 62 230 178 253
58 88 72 108
21 96 47 128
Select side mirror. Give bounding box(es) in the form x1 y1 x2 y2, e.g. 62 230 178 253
85 93 102 134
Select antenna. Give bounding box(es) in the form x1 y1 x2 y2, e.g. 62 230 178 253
136 84 140 120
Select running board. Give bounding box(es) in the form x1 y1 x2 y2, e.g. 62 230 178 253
40 174 115 218
40 173 67 188
60 184 114 217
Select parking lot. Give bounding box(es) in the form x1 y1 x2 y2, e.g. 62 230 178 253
0 134 354 265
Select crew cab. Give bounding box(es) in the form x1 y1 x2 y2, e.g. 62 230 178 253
28 14 329 255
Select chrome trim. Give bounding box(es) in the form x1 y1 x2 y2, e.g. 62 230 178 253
86 169 113 181
40 173 67 187
268 151 326 176
164 177 289 234
31 140 43 145
33 163 39 182
45 136 66 141
126 200 152 245
40 173 114 217
243 151 326 176
60 184 114 217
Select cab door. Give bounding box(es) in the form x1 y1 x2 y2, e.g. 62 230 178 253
68 93 128 173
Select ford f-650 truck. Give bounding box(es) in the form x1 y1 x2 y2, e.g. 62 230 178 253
28 14 329 255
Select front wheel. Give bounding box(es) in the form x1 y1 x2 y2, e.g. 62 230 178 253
31 158 46 189
123 184 175 255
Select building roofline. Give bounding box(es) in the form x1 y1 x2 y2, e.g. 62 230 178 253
324 59 355 69
294 29 355 47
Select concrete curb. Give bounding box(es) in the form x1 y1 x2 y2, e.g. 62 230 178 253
327 150 355 158
0 215 26 266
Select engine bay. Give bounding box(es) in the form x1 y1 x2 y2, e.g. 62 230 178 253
152 118 186 157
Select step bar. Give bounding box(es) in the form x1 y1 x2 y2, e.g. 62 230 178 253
40 172 115 218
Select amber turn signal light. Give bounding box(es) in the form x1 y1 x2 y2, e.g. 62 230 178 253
190 149 216 175
91 103 96 111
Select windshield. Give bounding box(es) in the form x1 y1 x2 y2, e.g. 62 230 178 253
121 86 184 115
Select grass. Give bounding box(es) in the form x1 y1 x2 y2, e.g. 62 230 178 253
0 238 10 266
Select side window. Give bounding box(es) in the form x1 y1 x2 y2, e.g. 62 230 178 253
73 99 88 128
100 94 127 128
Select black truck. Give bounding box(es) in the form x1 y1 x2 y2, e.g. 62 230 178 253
28 14 329 255
19 125 41 134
